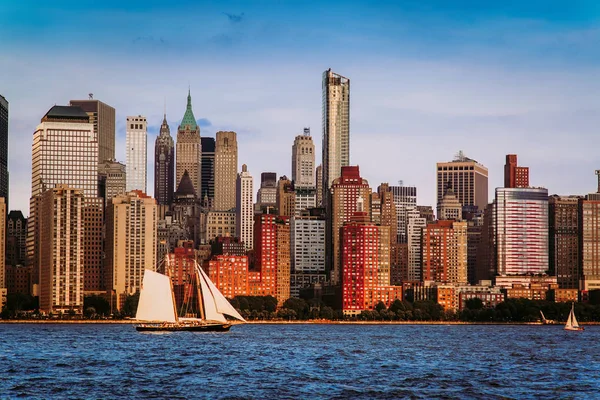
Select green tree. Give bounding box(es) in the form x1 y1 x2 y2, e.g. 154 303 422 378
319 306 334 320
122 292 140 317
465 298 484 310
375 301 387 312
282 298 308 319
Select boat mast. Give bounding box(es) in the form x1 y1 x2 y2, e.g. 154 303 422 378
195 260 206 320
166 256 179 323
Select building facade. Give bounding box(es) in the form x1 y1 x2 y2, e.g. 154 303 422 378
291 214 326 274
154 114 174 206
236 164 254 250
276 176 295 217
329 166 371 285
69 98 115 164
504 154 529 188
214 131 238 211
125 115 147 192
422 220 468 284
549 195 580 289
436 153 488 212
200 137 215 207
256 172 277 212
176 90 201 197
495 188 549 277
322 69 350 205
205 211 236 242
98 159 126 209
0 95 8 205
105 191 157 309
208 255 249 299
39 186 84 314
6 210 26 268
292 129 315 188
579 196 600 291
389 185 417 243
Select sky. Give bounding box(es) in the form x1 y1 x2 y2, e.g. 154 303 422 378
2 0 600 214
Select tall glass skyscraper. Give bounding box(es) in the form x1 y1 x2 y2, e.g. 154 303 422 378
321 69 350 206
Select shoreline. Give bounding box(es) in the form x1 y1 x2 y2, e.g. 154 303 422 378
1 319 596 325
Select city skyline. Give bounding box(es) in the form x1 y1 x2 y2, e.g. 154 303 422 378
2 2 600 215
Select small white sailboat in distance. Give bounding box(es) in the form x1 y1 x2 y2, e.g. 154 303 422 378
135 260 246 332
540 310 554 325
564 303 584 332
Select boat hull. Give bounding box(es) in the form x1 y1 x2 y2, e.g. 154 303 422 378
564 326 584 331
136 323 231 332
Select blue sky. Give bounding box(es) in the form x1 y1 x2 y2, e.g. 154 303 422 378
2 1 600 213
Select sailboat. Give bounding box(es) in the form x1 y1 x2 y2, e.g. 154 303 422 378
540 310 554 325
564 303 584 331
135 261 246 332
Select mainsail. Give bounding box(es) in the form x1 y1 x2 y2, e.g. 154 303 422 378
197 264 246 322
136 269 178 323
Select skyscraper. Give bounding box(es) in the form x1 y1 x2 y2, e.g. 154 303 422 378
200 137 215 207
236 164 254 250
292 128 315 188
105 190 157 309
436 152 488 212
495 187 549 277
322 69 350 205
316 164 323 207
6 210 26 267
176 90 201 197
126 115 147 192
69 98 116 164
389 184 417 243
504 154 529 188
423 220 468 283
214 131 238 211
256 172 277 211
578 175 600 291
0 95 9 205
0 199 5 293
549 195 580 289
276 176 295 217
98 159 126 208
329 166 371 285
154 114 174 205
28 106 101 287
39 186 84 314
437 186 462 220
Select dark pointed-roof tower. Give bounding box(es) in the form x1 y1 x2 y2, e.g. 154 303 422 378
154 112 175 205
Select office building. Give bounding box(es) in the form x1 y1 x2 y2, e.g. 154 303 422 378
292 128 315 188
407 210 426 282
176 90 201 197
549 195 580 289
6 210 26 267
322 69 350 205
200 137 215 208
0 95 8 205
316 164 323 207
504 154 529 188
579 177 600 291
28 105 100 288
125 115 147 192
69 98 115 164
256 172 277 211
208 255 249 298
154 114 175 206
423 220 468 283
436 152 488 212
291 214 326 274
437 186 462 220
98 159 126 208
205 211 236 242
236 164 254 250
39 186 84 314
214 131 238 211
276 176 295 217
105 191 157 310
495 188 549 277
329 166 371 285
389 184 417 243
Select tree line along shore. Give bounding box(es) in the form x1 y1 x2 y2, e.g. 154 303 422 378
3 293 600 324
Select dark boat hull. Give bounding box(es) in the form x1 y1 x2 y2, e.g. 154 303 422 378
136 323 231 332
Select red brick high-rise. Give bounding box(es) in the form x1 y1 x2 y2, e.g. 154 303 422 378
253 214 290 303
504 154 529 188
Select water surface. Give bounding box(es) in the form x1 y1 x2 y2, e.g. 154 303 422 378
0 324 597 399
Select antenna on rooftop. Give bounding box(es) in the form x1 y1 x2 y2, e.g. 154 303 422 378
303 127 310 136
398 180 404 186
89 93 93 100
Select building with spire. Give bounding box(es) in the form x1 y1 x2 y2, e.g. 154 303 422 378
154 114 175 206
176 90 201 197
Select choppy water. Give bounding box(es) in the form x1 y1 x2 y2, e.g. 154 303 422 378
0 323 598 399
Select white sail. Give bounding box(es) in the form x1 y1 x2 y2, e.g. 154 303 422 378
198 268 228 323
135 269 177 323
570 307 579 328
197 264 246 322
565 309 573 329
